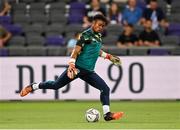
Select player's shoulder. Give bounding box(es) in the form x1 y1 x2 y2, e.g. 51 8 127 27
81 28 92 37
78 28 92 41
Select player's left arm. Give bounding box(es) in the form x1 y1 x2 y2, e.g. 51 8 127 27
99 50 121 66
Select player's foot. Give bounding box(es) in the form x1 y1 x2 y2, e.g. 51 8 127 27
104 112 124 121
20 83 35 97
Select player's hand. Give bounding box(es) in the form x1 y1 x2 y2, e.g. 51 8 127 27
67 61 78 79
109 55 121 66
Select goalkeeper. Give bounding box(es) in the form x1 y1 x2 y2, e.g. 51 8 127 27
20 14 123 121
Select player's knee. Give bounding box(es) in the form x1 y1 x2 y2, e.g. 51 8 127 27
101 86 110 95
53 82 65 90
52 82 59 90
106 86 110 94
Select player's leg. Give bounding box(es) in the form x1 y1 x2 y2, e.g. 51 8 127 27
79 72 124 121
20 69 77 97
80 73 110 106
39 69 77 90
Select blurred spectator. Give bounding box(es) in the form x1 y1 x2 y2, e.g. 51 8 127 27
0 25 12 48
145 0 151 4
138 19 160 46
164 0 173 4
141 0 169 31
145 0 173 15
67 32 80 55
122 0 143 25
82 0 106 28
107 2 122 25
0 0 11 16
165 0 173 15
117 24 138 48
137 0 147 10
145 0 173 5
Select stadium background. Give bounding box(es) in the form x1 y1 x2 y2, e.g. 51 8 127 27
0 0 180 129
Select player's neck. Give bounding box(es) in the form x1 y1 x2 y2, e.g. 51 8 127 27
91 27 99 34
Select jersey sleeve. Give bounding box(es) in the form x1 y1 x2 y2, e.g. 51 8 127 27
76 34 91 47
76 35 85 47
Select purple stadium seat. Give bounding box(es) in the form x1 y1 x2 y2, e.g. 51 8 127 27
168 23 180 36
149 49 170 55
0 16 11 25
69 9 85 15
0 48 8 56
4 24 23 35
46 36 65 46
70 2 86 11
68 14 83 24
68 2 85 24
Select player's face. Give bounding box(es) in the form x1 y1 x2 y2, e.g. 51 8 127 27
92 20 106 33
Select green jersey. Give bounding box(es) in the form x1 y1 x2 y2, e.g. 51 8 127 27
75 28 102 71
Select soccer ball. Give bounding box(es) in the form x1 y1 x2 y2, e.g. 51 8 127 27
85 108 100 122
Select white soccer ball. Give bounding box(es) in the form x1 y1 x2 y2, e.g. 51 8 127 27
85 108 100 122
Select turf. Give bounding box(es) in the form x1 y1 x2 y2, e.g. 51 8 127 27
0 101 179 129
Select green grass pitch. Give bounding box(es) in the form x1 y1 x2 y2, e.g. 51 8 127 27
0 101 179 129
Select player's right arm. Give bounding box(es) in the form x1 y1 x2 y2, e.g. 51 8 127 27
67 45 82 79
70 45 82 59
67 34 85 79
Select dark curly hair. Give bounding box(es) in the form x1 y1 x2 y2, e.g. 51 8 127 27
93 14 108 25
